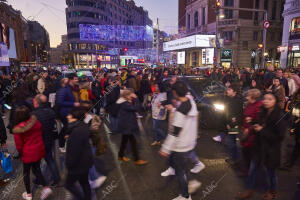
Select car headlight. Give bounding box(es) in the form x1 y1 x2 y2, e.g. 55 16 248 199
213 103 225 111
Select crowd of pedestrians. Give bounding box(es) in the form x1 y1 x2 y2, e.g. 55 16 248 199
0 64 299 200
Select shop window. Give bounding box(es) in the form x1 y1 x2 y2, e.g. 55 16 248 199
290 17 300 40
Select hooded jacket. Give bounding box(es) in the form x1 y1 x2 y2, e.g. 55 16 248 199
13 115 45 163
161 96 198 154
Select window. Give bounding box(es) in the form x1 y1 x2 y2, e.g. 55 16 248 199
264 0 268 10
202 7 206 25
253 31 258 40
187 14 191 30
224 0 234 6
242 41 248 49
194 12 199 27
271 1 277 20
222 31 233 41
225 9 233 19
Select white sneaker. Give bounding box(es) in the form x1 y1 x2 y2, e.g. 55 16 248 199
172 195 192 200
161 167 175 177
190 162 205 174
59 147 66 153
90 176 107 189
22 192 32 200
40 187 53 200
212 135 222 142
188 179 201 194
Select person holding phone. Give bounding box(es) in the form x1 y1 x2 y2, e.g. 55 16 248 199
236 93 288 200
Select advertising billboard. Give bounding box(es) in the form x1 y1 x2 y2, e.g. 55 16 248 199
163 35 216 51
0 23 17 59
177 51 186 64
0 43 9 66
201 48 214 65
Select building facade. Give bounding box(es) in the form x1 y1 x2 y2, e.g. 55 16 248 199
170 0 284 68
26 21 50 64
178 0 187 33
65 0 153 68
280 0 300 68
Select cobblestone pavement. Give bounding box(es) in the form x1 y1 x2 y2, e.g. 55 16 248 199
1 113 300 200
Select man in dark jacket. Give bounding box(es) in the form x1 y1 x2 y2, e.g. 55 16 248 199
32 94 61 185
65 107 93 200
57 74 80 151
105 77 120 133
126 71 137 93
224 84 243 164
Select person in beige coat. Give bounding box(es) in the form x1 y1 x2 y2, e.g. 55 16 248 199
37 72 48 94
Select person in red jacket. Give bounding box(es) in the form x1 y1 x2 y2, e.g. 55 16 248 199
13 106 52 200
240 89 262 175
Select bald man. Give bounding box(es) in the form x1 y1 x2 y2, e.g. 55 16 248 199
32 94 61 185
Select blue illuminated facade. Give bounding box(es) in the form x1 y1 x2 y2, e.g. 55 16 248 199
79 24 153 42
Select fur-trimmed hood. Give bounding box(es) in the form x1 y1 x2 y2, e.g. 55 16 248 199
13 115 38 134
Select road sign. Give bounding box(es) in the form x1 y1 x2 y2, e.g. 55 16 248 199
263 20 270 29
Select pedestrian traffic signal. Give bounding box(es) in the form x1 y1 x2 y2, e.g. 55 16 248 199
258 43 263 49
123 48 128 52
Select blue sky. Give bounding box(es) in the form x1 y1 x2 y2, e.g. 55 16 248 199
7 0 178 47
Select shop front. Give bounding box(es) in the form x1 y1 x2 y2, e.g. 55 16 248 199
73 53 119 69
288 45 300 68
163 34 216 68
220 49 232 68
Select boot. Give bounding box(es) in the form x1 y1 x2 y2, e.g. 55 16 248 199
235 190 253 199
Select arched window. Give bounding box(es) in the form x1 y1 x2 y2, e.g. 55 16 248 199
194 11 199 28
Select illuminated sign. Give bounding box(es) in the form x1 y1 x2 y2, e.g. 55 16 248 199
201 48 214 64
221 49 232 62
177 51 186 64
79 24 153 42
163 35 216 51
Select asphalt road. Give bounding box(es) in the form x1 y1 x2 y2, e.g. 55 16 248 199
1 112 300 200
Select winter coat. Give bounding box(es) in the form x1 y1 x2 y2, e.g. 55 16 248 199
65 121 93 175
126 75 137 92
288 78 297 96
37 78 45 94
139 78 152 96
105 85 120 117
292 74 300 91
57 86 75 118
224 94 243 125
116 98 139 135
13 116 45 163
241 100 263 148
252 106 287 168
32 104 56 150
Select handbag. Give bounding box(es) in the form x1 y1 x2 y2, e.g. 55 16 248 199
0 151 12 174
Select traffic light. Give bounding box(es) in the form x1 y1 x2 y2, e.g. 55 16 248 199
258 43 263 50
96 56 101 68
215 1 221 14
123 48 128 53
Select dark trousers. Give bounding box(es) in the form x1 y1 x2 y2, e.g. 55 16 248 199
59 117 68 148
290 141 300 166
23 160 46 194
118 135 139 161
65 172 91 200
242 147 252 171
44 143 61 183
169 151 190 198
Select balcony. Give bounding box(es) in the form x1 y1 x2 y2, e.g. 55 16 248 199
186 25 208 35
218 19 239 27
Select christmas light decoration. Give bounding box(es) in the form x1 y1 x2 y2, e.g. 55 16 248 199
79 24 153 42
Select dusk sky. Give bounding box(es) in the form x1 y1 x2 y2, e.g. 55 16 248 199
7 0 178 47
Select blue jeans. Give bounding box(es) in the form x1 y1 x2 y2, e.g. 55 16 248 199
247 160 278 191
44 143 61 184
225 134 238 161
89 146 103 181
189 150 200 165
152 119 165 142
169 151 190 198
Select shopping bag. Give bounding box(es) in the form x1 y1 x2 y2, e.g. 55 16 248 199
0 151 13 174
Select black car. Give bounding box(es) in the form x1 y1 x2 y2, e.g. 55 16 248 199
164 75 227 130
